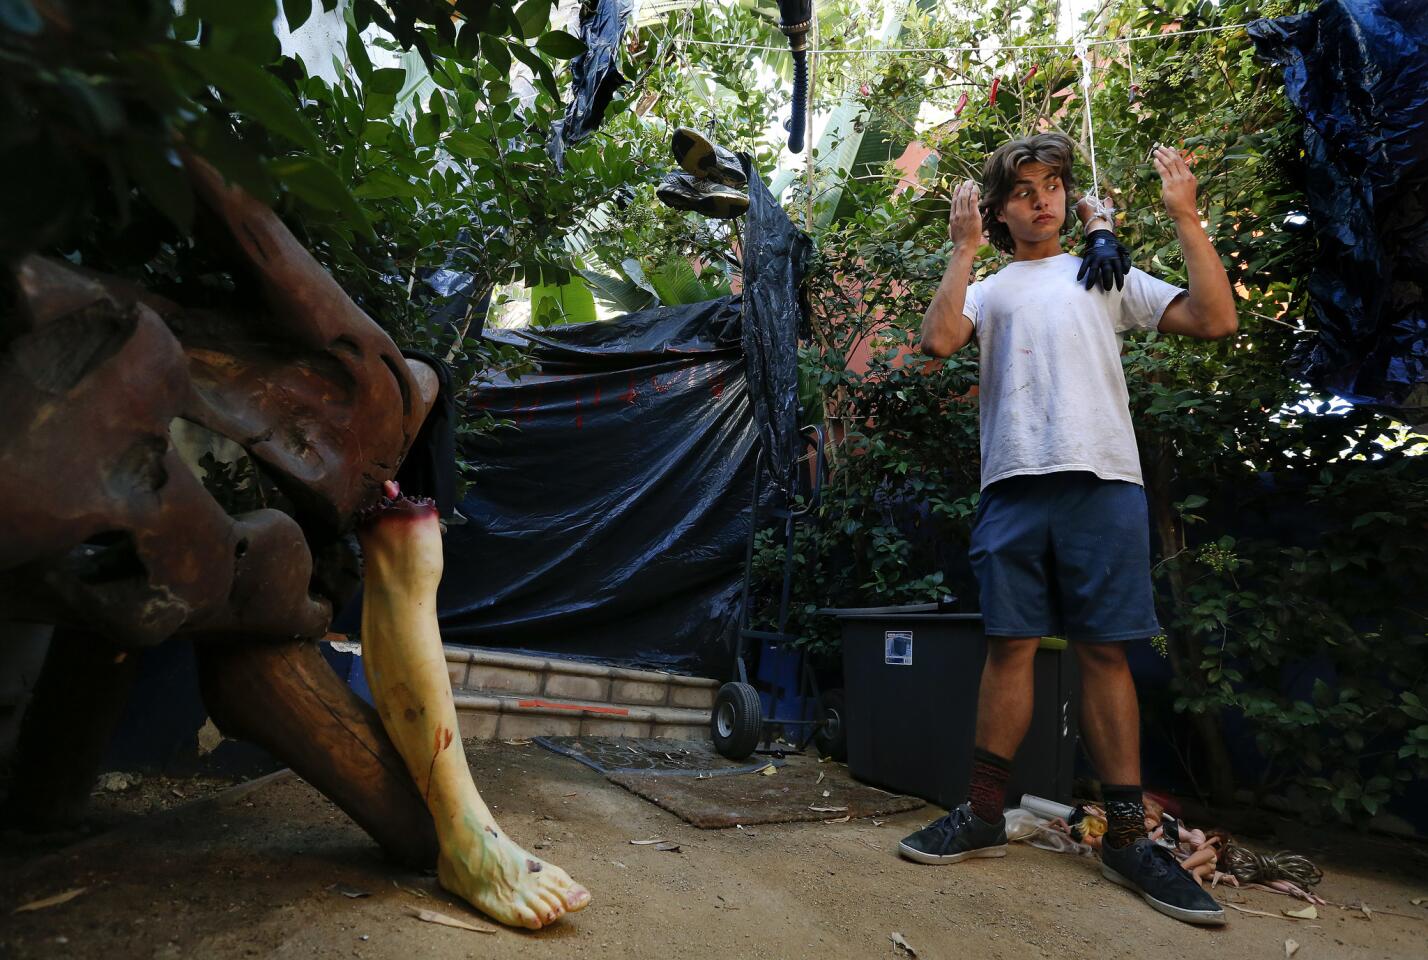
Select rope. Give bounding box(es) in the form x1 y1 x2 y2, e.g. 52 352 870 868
675 21 1248 57
805 13 818 231
1075 38 1099 197
1222 844 1325 888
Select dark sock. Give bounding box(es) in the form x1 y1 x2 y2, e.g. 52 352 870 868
1103 783 1146 849
968 748 1012 823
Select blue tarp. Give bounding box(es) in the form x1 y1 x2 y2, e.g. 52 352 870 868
1251 0 1428 411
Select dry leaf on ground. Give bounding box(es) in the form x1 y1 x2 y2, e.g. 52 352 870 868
13 888 89 914
328 883 371 899
759 764 777 776
1285 938 1300 957
1283 905 1318 920
890 931 917 956
816 771 826 784
654 842 682 853
405 907 496 933
629 838 666 845
809 805 848 813
823 815 852 824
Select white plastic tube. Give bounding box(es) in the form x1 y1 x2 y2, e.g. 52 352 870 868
1019 794 1075 822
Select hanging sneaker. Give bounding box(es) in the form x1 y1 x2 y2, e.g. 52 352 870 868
655 172 749 219
1100 838 1228 925
671 127 747 188
897 802 1008 865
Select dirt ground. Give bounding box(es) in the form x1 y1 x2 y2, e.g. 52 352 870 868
3 741 1426 960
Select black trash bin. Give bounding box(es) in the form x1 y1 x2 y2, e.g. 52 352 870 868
827 606 1078 809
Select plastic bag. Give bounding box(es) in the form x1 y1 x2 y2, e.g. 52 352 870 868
548 0 632 170
1003 807 1095 858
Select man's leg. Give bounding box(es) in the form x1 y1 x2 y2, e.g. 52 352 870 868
1052 476 1225 924
898 477 1054 865
897 636 1041 864
969 636 1040 821
1074 641 1146 848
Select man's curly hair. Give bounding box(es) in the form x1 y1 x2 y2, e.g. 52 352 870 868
979 133 1079 255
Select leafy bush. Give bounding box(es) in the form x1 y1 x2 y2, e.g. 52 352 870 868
2 0 658 479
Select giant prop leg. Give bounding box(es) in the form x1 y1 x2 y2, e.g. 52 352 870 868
195 637 438 869
358 483 591 930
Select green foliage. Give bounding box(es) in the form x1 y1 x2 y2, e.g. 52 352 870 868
748 187 980 658
573 0 785 312
1166 436 1428 818
1 0 656 477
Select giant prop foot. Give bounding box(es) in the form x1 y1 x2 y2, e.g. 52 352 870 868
358 482 591 929
435 811 592 929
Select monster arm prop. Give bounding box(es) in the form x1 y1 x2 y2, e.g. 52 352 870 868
1074 194 1132 293
357 482 591 930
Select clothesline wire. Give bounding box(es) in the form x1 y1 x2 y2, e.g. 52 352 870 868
675 21 1247 57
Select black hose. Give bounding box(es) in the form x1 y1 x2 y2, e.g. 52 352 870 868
788 50 807 153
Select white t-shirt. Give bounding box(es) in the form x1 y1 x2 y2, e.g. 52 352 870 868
963 252 1183 489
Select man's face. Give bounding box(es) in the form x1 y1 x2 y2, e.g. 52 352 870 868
996 161 1066 247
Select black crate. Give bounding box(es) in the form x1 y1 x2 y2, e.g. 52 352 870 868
831 608 1078 809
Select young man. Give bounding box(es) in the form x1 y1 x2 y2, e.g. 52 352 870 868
901 133 1237 926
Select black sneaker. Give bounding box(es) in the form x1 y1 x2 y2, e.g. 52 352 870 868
655 172 748 219
897 802 1008 865
671 127 747 188
1101 838 1228 926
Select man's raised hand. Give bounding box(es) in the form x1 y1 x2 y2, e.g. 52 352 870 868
948 179 984 250
1152 145 1198 223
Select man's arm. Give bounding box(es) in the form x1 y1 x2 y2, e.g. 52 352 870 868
1149 146 1238 340
919 180 982 357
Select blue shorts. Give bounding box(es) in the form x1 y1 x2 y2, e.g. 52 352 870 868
969 472 1160 643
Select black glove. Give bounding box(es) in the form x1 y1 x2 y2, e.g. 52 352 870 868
1077 229 1132 292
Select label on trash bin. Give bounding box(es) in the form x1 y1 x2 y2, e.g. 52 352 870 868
884 630 913 665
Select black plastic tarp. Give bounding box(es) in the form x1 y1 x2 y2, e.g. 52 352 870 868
1251 0 1428 411
436 166 809 676
396 348 458 518
548 0 631 171
436 299 755 676
739 154 812 492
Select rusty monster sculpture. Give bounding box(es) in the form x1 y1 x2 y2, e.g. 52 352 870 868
0 158 588 928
